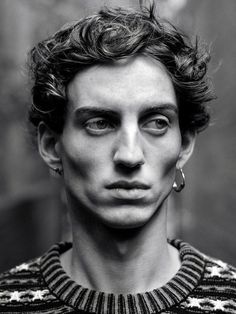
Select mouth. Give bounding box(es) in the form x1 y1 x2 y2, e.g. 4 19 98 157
105 181 150 200
106 180 150 190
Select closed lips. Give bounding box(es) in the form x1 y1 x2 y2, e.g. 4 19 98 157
106 181 150 190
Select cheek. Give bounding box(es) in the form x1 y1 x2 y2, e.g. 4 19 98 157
165 144 181 170
61 135 110 180
150 137 181 176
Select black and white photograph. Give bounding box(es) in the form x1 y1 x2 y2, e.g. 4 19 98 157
0 0 235 313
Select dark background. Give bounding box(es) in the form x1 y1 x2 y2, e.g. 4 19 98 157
0 0 235 272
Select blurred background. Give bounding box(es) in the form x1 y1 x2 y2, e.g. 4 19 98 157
0 0 235 272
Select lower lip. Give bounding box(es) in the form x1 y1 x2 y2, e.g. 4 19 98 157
108 188 149 200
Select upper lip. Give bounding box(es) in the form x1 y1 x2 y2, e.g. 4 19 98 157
106 180 150 190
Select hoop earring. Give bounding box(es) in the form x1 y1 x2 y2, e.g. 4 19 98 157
173 168 185 192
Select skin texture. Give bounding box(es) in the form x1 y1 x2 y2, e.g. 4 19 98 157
60 56 191 228
38 55 195 293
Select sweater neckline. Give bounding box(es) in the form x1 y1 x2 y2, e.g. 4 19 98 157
40 239 205 314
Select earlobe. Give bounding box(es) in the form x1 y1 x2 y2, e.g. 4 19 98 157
177 131 196 169
38 122 62 171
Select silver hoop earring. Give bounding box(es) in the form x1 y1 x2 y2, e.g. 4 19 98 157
173 168 185 192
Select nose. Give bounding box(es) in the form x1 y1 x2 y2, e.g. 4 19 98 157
113 126 145 169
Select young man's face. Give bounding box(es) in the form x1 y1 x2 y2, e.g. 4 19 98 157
57 56 192 229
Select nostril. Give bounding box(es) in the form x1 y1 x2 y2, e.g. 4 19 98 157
115 161 144 175
114 156 145 169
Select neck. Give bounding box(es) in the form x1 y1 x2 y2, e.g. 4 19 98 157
61 201 180 294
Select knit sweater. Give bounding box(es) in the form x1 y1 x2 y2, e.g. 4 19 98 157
0 240 236 313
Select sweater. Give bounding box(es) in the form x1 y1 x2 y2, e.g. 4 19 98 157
0 240 236 313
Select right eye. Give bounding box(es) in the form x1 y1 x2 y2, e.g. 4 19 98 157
84 118 115 134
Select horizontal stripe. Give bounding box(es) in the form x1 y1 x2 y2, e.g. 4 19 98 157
39 240 207 313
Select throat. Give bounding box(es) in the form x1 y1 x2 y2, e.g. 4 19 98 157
60 200 181 294
60 233 181 294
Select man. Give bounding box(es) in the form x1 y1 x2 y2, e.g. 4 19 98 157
0 5 235 314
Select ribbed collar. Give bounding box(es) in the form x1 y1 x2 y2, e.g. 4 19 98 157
40 239 205 313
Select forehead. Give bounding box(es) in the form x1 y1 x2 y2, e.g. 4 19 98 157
67 56 177 113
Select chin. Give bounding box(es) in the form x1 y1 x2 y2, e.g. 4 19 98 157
98 205 157 230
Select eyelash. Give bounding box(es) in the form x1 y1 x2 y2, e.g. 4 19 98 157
84 118 116 133
84 116 170 135
142 117 170 134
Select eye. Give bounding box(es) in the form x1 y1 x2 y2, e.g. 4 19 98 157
142 117 169 134
84 118 115 134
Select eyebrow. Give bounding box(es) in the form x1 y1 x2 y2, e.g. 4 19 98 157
74 107 119 119
139 104 178 116
73 103 178 119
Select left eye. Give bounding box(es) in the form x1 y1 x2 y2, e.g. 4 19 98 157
84 118 115 133
142 118 169 133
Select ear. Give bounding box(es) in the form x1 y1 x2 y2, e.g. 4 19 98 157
37 122 62 171
177 131 196 169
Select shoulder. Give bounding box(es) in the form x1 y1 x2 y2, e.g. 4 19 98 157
176 239 236 283
185 243 236 290
179 243 236 313
0 253 64 313
0 243 74 313
203 253 236 282
0 256 42 287
0 257 50 306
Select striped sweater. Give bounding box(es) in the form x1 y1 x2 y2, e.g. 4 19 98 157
0 240 236 313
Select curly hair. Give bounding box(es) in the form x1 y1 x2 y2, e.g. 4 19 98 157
28 5 214 136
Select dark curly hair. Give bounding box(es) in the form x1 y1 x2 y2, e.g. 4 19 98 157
28 5 214 136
